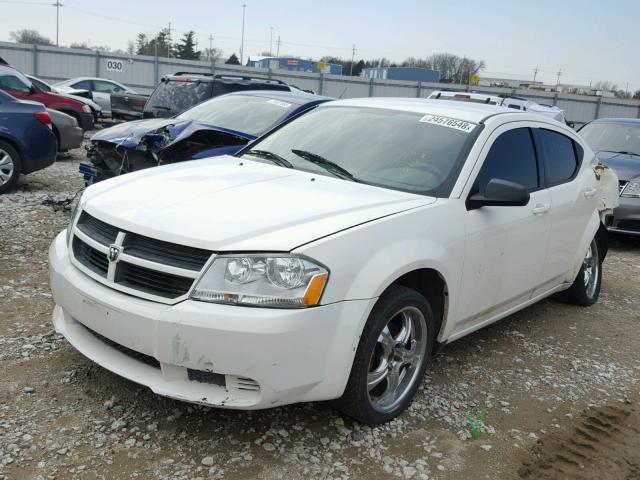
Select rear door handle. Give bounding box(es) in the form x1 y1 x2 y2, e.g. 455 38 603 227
532 203 551 215
584 187 598 198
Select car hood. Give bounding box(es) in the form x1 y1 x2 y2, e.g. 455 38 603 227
90 118 255 149
81 155 434 251
596 151 640 182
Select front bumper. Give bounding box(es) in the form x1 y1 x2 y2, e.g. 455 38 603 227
76 111 94 130
59 125 84 151
605 196 640 236
49 231 374 409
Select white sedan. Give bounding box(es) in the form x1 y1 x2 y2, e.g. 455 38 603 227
54 77 137 116
49 98 609 425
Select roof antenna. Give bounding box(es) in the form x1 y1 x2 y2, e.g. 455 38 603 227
338 86 348 99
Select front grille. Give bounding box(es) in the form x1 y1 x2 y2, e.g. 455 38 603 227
72 237 108 276
616 220 640 232
619 181 629 195
71 212 213 302
116 262 194 299
82 324 161 369
123 232 211 271
77 212 119 244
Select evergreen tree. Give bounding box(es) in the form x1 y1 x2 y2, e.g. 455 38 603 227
176 31 200 60
225 53 240 65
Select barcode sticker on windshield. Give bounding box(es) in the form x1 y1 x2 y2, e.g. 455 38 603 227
266 99 292 108
419 114 476 133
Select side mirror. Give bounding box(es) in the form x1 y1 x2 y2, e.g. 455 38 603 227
28 85 37 94
467 178 530 209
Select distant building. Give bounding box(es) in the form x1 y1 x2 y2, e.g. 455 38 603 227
247 56 342 75
477 77 543 89
361 67 440 83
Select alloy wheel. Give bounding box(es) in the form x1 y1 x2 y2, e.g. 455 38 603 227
0 148 15 186
583 239 600 299
366 306 428 413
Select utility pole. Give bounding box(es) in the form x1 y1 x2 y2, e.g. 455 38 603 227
208 34 214 59
555 68 562 88
349 44 356 76
240 3 246 65
269 26 274 56
167 22 172 57
276 35 281 57
53 1 63 47
533 65 539 82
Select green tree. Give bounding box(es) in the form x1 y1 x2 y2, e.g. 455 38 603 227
175 31 200 60
225 53 240 65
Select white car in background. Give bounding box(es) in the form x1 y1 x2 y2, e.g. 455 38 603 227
27 75 103 122
55 77 137 117
429 90 568 124
50 98 611 425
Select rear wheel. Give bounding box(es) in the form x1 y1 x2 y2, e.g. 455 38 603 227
334 285 434 425
0 140 21 194
556 237 602 306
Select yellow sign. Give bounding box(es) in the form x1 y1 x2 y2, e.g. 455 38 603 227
317 62 326 71
471 75 480 85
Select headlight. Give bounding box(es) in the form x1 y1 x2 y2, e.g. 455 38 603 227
190 254 329 308
66 199 82 245
82 104 91 113
621 181 640 198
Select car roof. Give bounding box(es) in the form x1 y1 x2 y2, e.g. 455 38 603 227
226 90 331 105
57 77 121 84
588 117 640 125
323 97 519 124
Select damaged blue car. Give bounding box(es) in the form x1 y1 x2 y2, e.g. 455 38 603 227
82 90 330 184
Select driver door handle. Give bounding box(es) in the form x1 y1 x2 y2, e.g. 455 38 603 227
532 203 551 215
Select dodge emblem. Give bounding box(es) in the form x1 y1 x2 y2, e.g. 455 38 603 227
108 245 121 263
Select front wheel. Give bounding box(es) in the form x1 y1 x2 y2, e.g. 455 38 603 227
556 237 602 306
334 285 434 425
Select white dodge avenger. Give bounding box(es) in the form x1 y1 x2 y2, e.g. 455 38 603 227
49 98 608 424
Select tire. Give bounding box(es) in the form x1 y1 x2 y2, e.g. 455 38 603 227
555 237 602 306
334 284 435 425
0 140 21 194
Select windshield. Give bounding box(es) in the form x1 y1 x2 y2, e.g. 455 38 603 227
580 122 640 157
240 106 476 196
176 95 298 136
147 80 213 114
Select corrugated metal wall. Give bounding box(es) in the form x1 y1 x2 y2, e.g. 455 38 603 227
2 41 639 125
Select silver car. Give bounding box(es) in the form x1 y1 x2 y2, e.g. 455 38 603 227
54 77 137 117
48 109 83 152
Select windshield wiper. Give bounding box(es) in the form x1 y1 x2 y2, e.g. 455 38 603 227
291 149 357 181
244 149 293 168
152 105 172 111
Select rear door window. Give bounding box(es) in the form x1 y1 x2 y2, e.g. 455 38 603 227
94 80 124 93
538 129 580 186
473 127 539 194
147 80 213 114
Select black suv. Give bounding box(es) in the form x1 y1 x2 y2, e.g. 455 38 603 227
142 72 291 119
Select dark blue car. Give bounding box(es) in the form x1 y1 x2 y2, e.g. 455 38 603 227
580 118 640 236
0 89 57 193
83 90 331 184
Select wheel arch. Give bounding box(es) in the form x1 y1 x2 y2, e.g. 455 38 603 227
379 267 450 354
0 134 25 171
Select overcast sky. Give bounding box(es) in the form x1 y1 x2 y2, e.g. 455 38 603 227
0 0 637 89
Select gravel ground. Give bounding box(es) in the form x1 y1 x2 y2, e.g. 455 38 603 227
1 138 639 480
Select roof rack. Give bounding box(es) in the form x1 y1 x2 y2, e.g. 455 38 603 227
170 72 287 85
